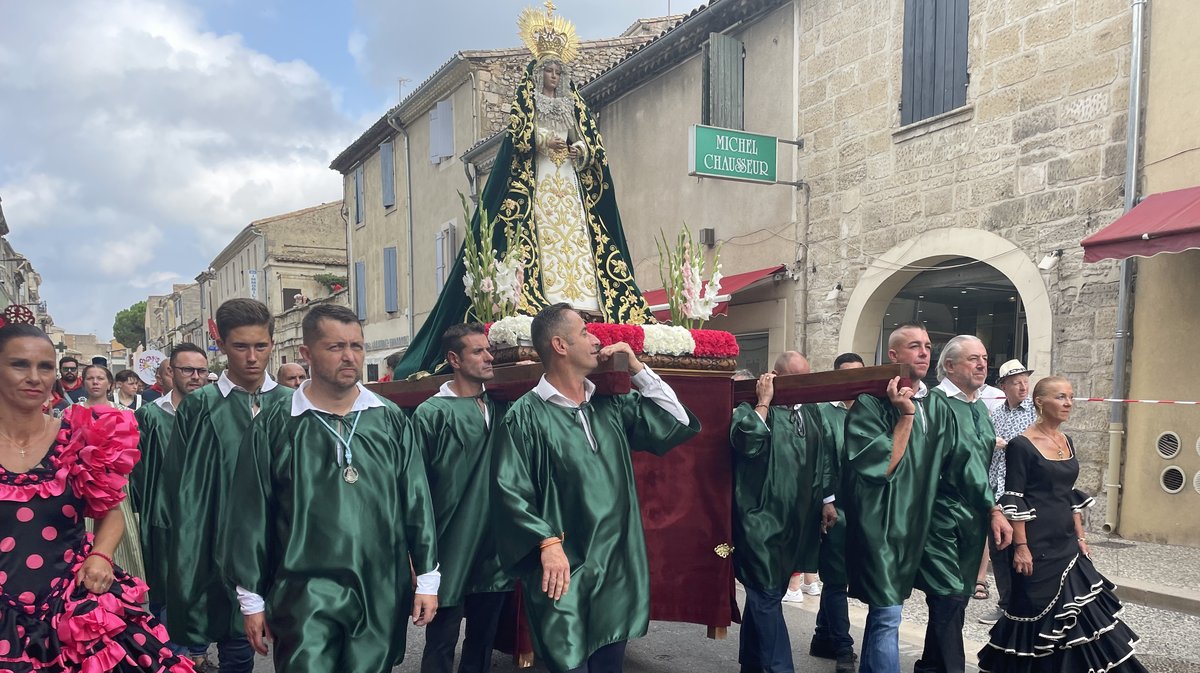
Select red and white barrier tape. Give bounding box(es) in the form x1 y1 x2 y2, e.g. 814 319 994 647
1072 397 1200 406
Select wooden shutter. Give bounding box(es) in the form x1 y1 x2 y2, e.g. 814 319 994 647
383 246 399 313
354 166 365 224
901 0 969 126
705 32 745 130
355 260 367 320
380 141 395 208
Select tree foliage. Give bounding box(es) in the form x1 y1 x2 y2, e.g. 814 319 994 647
113 301 147 348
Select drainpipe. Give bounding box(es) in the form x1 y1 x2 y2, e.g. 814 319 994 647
1103 0 1146 535
386 113 417 341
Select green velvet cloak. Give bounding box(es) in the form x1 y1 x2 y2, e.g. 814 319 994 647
220 394 437 673
843 392 954 607
404 394 513 608
916 390 997 597
729 403 830 591
394 60 652 379
152 383 291 644
130 400 174 604
491 390 700 673
810 402 851 586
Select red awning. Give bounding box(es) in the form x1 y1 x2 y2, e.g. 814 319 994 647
642 264 787 321
1082 185 1200 263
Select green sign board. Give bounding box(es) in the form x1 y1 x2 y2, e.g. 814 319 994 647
688 124 778 184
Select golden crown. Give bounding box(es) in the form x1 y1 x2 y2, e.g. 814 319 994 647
518 1 580 64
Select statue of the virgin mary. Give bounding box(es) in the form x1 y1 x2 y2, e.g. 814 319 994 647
394 2 653 377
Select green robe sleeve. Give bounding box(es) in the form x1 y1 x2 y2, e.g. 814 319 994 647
618 390 702 457
491 409 559 576
220 403 281 597
730 403 770 459
395 407 438 576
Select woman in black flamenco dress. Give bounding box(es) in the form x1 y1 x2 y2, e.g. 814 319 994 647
0 322 192 673
979 376 1146 673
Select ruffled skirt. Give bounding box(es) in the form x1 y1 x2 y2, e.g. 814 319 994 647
0 543 193 673
977 554 1147 673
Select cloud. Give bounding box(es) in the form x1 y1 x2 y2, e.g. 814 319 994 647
0 0 358 340
348 0 708 93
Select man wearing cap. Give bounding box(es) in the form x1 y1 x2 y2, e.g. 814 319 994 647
977 359 1036 625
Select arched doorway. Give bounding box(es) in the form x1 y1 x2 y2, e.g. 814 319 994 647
837 228 1052 380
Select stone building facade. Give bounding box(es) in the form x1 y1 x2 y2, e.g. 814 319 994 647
329 17 680 368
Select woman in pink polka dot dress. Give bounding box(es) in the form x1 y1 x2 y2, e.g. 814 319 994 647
0 323 193 673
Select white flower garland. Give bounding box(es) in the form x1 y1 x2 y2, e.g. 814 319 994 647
641 324 696 356
488 315 534 347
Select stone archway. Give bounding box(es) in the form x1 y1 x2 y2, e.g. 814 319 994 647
837 228 1052 375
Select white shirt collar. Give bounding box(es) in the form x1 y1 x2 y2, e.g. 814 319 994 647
217 370 278 398
935 377 980 403
830 400 848 409
435 381 488 398
290 379 385 417
154 394 177 416
533 375 595 408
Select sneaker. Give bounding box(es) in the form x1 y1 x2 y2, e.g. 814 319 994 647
978 607 1003 625
835 652 858 673
782 588 805 603
800 580 823 596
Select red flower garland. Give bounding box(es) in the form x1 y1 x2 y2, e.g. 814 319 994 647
486 319 740 358
690 329 740 358
585 323 645 353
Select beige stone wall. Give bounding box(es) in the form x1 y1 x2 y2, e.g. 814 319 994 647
798 0 1132 513
1120 0 1200 545
272 290 353 370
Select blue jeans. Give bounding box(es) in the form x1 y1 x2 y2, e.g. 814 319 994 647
186 638 253 673
859 604 902 673
563 640 628 673
738 586 794 673
150 602 207 658
812 583 855 657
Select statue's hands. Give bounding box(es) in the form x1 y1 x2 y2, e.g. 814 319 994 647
547 137 568 151
568 145 581 158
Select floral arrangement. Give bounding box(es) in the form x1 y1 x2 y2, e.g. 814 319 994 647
460 193 524 323
487 315 535 348
656 226 723 329
484 319 739 359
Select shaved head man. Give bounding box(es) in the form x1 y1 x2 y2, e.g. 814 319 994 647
276 363 308 389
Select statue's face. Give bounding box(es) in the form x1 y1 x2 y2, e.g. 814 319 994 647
541 62 561 93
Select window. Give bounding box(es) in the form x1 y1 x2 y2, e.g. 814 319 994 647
434 221 458 293
380 141 396 208
703 32 745 130
367 363 380 382
354 165 365 226
355 260 367 320
734 332 769 377
901 0 969 126
282 287 304 310
429 97 454 164
383 247 399 313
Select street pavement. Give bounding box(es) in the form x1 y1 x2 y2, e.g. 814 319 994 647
229 583 1200 672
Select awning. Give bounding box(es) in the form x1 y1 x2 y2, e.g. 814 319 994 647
1082 185 1200 263
642 264 787 321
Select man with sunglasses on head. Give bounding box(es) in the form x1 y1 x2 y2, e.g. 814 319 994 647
130 341 211 663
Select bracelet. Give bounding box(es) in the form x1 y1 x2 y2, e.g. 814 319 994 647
539 537 562 550
900 412 915 416
754 404 769 410
86 551 114 567
1077 537 1087 542
1013 542 1028 547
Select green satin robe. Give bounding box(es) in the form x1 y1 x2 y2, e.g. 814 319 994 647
810 402 851 586
130 400 173 604
404 394 513 608
843 392 953 607
730 403 830 591
916 390 997 597
151 383 291 644
492 391 700 673
221 394 438 673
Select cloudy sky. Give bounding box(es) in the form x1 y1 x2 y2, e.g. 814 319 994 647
0 0 704 341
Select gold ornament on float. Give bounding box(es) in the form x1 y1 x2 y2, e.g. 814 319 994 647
518 1 580 64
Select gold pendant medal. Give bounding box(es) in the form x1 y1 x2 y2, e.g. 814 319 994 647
343 465 360 484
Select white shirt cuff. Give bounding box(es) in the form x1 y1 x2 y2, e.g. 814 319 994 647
823 495 836 504
631 366 689 425
415 563 441 595
236 585 265 615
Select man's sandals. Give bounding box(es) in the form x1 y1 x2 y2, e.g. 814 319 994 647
973 580 990 600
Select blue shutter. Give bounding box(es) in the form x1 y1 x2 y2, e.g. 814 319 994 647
434 230 445 293
380 142 395 208
354 166 365 225
901 0 969 126
383 247 399 313
355 260 366 320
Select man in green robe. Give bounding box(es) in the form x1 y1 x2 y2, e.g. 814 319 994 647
492 303 700 673
129 341 210 657
808 352 865 673
153 298 290 673
920 335 1009 673
223 303 439 672
730 351 836 673
406 322 513 673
